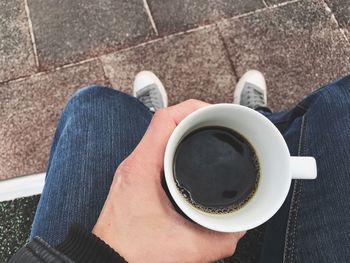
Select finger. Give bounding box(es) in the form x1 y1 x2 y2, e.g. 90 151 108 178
166 99 209 125
130 100 209 174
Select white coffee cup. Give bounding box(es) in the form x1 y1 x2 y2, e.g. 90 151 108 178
164 104 317 232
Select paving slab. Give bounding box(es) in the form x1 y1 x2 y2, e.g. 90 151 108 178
218 0 350 111
0 60 109 180
325 0 350 38
0 0 36 82
27 0 154 70
101 26 236 106
147 0 265 35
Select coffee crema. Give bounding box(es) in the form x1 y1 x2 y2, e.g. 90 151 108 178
173 126 260 214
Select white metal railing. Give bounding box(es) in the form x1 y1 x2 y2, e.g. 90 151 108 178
0 173 45 202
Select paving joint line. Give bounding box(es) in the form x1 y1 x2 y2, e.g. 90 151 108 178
24 0 40 69
322 0 350 44
215 24 239 81
99 23 216 57
0 73 32 85
214 0 300 23
97 57 113 86
143 0 159 36
268 0 301 8
0 57 99 85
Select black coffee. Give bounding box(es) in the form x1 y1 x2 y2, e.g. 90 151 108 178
173 126 259 214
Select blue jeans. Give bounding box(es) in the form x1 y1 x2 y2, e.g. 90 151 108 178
30 76 350 262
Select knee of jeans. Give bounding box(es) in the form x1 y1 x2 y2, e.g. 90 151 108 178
70 85 117 100
64 85 143 113
314 80 350 113
69 85 127 104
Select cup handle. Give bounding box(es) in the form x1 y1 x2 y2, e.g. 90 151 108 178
290 156 317 179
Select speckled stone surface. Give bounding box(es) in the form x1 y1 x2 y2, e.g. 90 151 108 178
0 195 40 262
0 60 109 180
147 0 265 35
218 0 350 111
0 0 36 82
27 0 154 70
101 26 236 105
325 0 350 38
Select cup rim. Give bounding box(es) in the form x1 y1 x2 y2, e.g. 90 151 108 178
164 103 291 232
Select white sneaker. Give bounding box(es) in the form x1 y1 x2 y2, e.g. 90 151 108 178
133 71 168 112
233 70 267 109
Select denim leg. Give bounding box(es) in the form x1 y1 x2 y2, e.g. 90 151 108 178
30 78 350 261
260 76 350 263
30 85 152 246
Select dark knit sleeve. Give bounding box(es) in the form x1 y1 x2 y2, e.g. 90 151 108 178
9 225 128 263
56 224 127 263
9 237 74 263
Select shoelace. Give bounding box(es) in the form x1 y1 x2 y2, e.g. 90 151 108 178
136 84 163 111
241 83 265 109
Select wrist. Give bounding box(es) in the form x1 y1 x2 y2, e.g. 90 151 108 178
57 224 127 263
